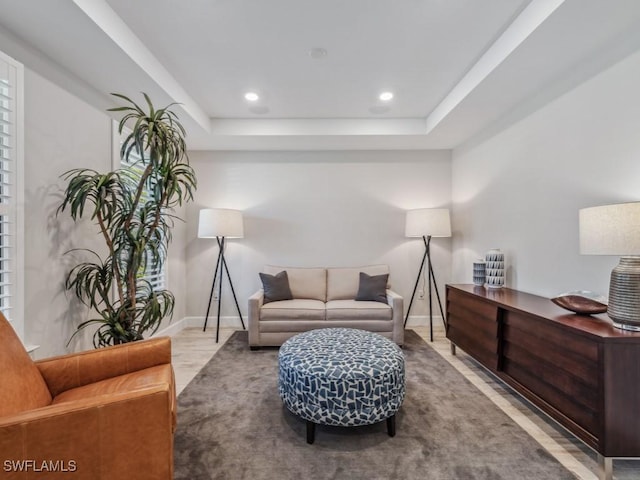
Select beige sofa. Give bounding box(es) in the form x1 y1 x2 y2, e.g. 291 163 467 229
248 265 404 348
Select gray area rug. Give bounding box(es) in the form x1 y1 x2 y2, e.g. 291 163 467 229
174 330 575 480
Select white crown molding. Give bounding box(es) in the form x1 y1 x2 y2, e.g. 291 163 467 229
426 0 566 134
72 0 210 133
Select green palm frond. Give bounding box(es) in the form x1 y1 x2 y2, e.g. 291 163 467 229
59 93 196 347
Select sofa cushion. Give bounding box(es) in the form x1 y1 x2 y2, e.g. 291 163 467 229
260 299 326 320
325 300 392 320
263 265 326 301
259 271 293 304
259 320 329 333
355 272 389 303
326 265 390 301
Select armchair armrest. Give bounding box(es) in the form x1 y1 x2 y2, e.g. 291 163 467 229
36 337 172 397
0 384 171 427
386 289 404 346
248 290 264 347
0 385 173 478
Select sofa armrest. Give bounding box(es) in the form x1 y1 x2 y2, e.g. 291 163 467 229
248 289 265 306
36 337 172 397
248 290 264 347
386 289 405 346
0 386 174 478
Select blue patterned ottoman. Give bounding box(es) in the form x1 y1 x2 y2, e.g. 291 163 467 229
278 328 405 444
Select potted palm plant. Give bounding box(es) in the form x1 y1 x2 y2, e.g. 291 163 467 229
59 93 197 347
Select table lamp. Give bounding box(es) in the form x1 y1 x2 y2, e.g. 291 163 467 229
579 202 640 331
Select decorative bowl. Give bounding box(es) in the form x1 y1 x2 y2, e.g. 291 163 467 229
551 290 607 315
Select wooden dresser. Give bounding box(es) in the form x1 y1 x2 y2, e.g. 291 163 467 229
446 284 640 479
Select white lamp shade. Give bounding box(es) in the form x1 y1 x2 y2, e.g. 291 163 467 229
579 202 640 255
405 208 451 238
198 208 244 238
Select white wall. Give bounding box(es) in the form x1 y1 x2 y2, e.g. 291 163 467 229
24 69 112 357
451 47 640 299
166 205 188 329
186 150 452 325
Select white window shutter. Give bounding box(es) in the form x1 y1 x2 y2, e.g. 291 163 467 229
0 51 24 339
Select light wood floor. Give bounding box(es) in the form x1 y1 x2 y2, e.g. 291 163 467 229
171 325 639 480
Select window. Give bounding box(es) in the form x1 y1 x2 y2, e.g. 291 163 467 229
0 51 24 339
112 122 166 292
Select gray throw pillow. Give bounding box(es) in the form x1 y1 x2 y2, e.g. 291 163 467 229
355 272 388 303
259 270 293 304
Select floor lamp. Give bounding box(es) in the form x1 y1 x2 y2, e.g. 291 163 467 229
404 208 451 342
198 208 246 343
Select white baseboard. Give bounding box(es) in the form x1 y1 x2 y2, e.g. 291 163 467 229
154 316 245 338
153 318 188 338
152 317 201 337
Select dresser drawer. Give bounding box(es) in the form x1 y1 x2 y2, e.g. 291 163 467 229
447 288 499 370
502 310 600 435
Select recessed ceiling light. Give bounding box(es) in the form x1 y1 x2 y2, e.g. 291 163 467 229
309 47 328 59
379 92 394 102
244 92 259 102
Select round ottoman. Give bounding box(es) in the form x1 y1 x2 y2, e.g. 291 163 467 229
278 328 405 444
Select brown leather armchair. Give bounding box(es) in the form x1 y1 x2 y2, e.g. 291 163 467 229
0 312 176 479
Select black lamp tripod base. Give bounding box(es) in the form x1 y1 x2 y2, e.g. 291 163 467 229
404 235 446 342
203 236 246 342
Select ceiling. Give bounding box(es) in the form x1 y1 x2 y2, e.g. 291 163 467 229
1 0 640 150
